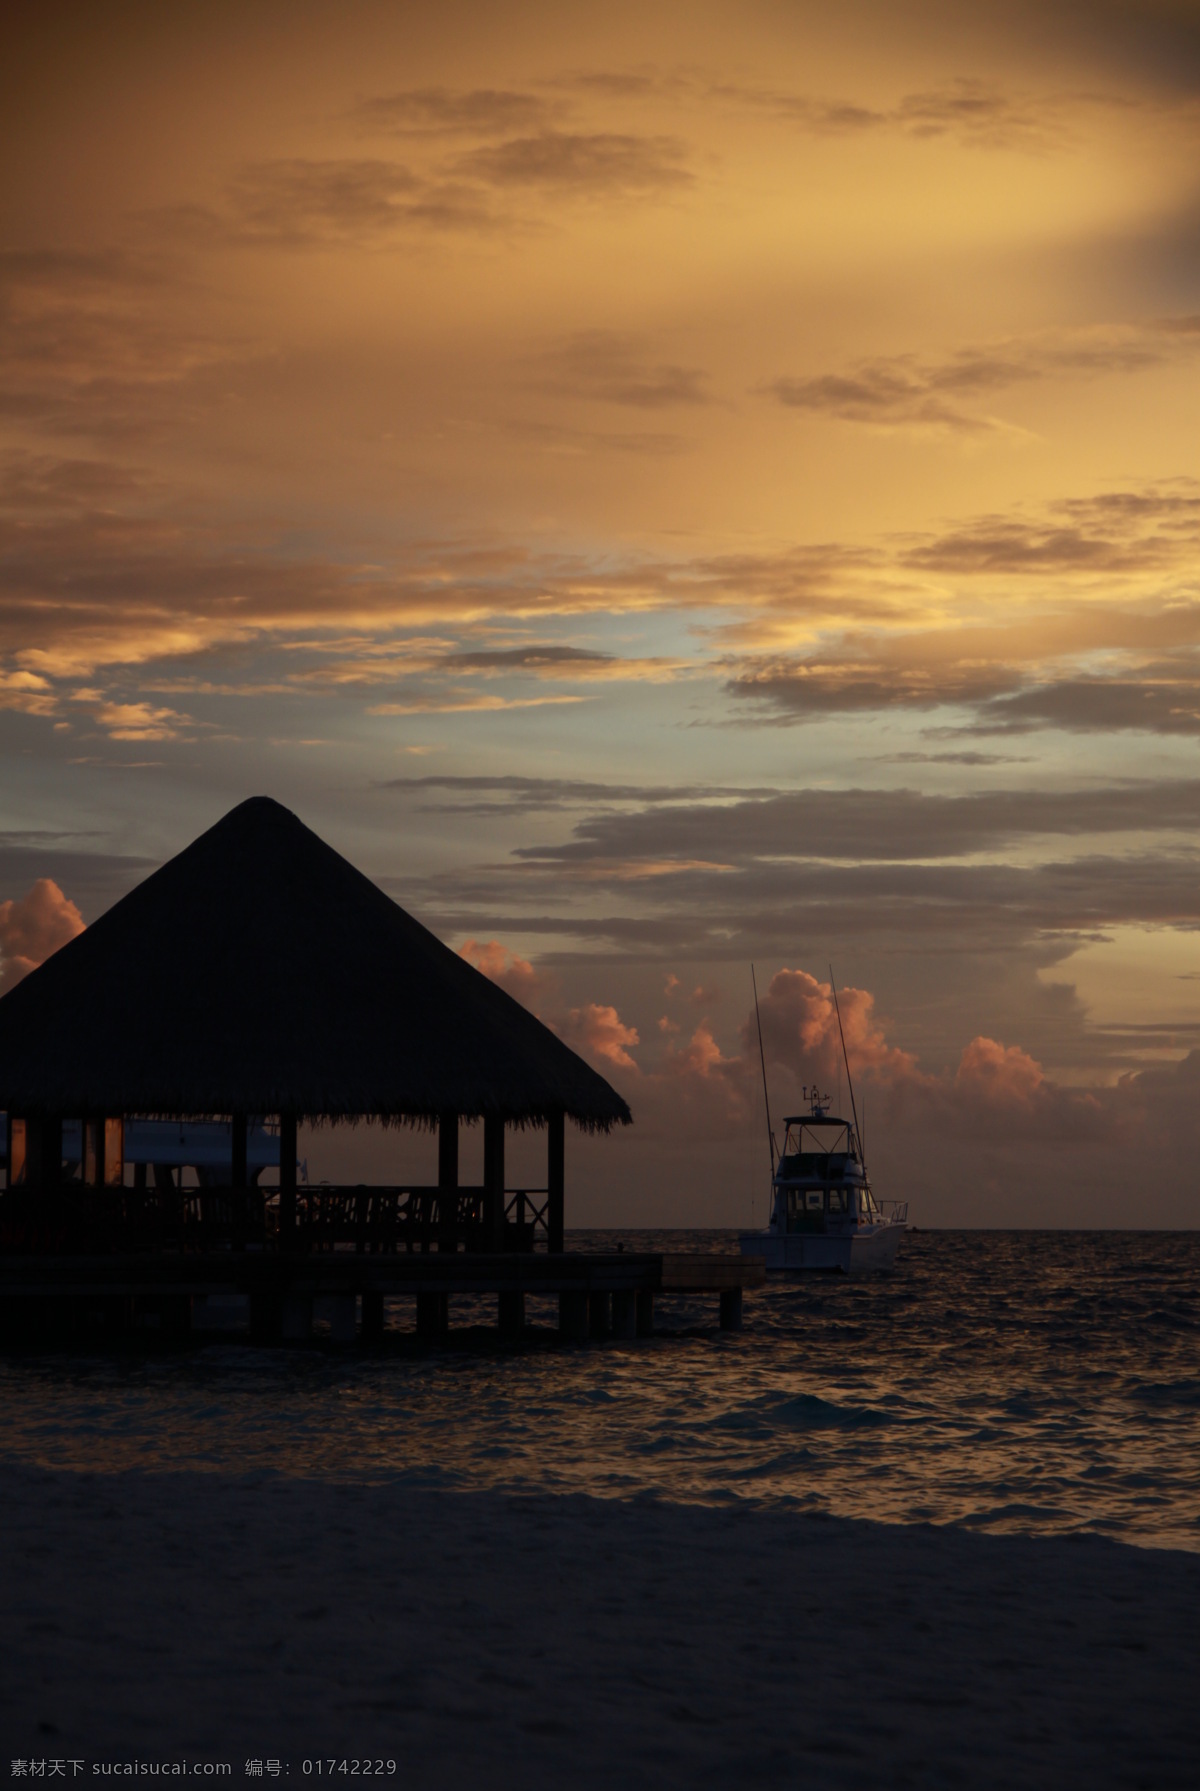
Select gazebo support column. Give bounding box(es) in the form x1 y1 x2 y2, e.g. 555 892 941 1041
484 1114 505 1252
547 1110 565 1254
636 1290 655 1337
438 1111 459 1253
231 1112 248 1189
278 1113 297 1252
25 1115 63 1192
84 1115 107 1188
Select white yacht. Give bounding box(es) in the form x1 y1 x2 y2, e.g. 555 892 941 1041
738 1092 907 1274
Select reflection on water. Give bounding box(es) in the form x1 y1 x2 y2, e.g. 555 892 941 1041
1 1231 1198 1550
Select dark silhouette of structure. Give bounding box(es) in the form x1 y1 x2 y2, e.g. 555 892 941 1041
0 798 758 1340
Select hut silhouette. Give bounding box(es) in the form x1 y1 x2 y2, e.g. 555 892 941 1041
0 796 630 1260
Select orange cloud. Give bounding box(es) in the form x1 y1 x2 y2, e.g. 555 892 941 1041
562 1002 640 1069
954 1035 1045 1103
749 968 919 1086
459 938 546 1008
0 879 85 993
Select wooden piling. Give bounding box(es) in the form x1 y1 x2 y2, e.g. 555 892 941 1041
416 1291 449 1338
282 1290 313 1340
611 1288 636 1339
498 1290 525 1338
361 1289 385 1341
329 1292 357 1344
636 1290 655 1337
558 1290 588 1342
719 1286 743 1331
588 1290 610 1338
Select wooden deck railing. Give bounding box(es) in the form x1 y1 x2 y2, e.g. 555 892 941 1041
0 1184 551 1255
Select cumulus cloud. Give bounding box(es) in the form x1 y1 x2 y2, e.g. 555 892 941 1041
459 937 547 1007
459 936 641 1071
0 879 85 993
561 1002 641 1068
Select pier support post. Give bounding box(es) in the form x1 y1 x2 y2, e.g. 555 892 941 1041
438 1111 459 1252
159 1294 192 1337
558 1290 588 1342
484 1115 505 1252
588 1290 610 1339
249 1288 282 1342
329 1292 357 1344
282 1291 313 1341
547 1111 565 1253
278 1113 297 1253
362 1290 385 1342
611 1289 636 1340
498 1290 525 1338
636 1290 655 1337
417 1291 449 1338
719 1287 743 1331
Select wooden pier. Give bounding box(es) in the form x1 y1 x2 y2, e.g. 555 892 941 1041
0 1247 763 1343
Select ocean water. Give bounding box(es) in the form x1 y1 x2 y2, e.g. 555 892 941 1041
1 1230 1198 1552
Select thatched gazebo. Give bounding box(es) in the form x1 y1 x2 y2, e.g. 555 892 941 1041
0 796 631 1259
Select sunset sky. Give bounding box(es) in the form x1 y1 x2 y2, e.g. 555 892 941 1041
3 0 1200 1224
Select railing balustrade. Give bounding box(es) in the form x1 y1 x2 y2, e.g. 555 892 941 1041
0 1181 551 1255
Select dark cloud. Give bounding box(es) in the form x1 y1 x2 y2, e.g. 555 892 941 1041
871 750 1033 765
220 159 495 242
392 848 1200 979
453 131 692 194
978 672 1200 735
442 646 615 672
511 780 1200 868
906 487 1200 577
378 773 780 814
0 845 153 924
718 75 1068 151
533 332 709 408
352 88 553 137
767 324 1196 432
727 659 1021 717
728 647 1200 739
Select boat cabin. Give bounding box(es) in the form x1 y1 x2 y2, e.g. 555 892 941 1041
770 1093 877 1234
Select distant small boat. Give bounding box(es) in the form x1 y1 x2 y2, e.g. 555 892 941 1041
742 962 907 1274
738 1093 907 1274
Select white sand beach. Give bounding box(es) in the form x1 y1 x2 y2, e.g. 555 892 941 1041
2 1462 1197 1788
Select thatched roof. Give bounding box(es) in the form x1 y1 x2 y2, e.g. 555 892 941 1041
0 797 632 1130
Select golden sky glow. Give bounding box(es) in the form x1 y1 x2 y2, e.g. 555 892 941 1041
4 0 1200 1220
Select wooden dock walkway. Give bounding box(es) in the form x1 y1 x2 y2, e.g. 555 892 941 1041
0 1250 764 1343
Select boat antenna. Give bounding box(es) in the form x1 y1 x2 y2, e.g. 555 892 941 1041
829 964 866 1173
751 964 777 1173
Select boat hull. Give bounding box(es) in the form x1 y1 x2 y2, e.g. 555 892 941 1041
738 1224 905 1275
